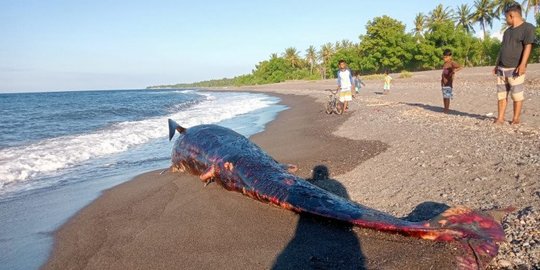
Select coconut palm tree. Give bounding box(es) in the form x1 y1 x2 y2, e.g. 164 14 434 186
334 41 342 51
319 43 334 79
522 0 540 17
494 0 516 17
473 0 496 38
270 53 279 60
428 4 454 27
456 4 475 33
283 47 301 68
320 43 334 64
413 13 427 40
500 21 510 32
494 0 539 18
305 45 317 75
340 39 354 49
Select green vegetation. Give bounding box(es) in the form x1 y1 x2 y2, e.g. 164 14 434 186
399 70 413 79
533 13 540 62
148 2 540 89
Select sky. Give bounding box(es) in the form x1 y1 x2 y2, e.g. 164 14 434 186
0 0 535 93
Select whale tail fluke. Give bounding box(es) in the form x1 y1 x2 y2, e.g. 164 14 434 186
168 119 186 141
347 206 509 269
422 207 507 242
421 207 511 269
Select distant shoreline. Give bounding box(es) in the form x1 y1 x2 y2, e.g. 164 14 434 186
45 92 460 269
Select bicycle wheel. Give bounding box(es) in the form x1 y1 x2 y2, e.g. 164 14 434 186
325 101 333 114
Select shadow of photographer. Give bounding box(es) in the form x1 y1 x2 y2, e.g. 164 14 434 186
272 165 366 270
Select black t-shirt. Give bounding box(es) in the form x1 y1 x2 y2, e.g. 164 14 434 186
498 22 536 68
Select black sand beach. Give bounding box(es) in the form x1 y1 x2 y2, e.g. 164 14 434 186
45 65 540 269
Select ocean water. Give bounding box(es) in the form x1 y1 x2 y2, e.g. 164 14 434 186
0 89 286 270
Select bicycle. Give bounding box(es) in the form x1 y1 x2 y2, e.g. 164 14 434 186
324 89 344 115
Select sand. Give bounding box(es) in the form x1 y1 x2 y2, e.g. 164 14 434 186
45 65 540 269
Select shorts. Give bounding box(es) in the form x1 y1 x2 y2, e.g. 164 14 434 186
442 86 453 99
497 67 525 101
339 87 353 102
384 83 390 90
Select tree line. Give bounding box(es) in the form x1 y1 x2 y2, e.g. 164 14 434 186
149 1 540 89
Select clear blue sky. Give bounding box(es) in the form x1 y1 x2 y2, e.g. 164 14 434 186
0 0 532 92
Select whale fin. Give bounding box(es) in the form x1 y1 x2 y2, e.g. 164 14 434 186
168 119 186 141
199 165 216 182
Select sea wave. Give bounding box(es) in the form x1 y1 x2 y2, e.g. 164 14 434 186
0 92 278 189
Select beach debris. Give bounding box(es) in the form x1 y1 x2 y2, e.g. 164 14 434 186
167 119 509 270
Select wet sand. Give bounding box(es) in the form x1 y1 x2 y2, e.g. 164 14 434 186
45 94 459 269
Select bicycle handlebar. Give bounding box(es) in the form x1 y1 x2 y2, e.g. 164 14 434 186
324 89 339 94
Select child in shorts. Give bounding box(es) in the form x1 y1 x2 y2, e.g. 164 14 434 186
353 71 366 95
336 60 354 111
383 70 392 95
441 49 462 114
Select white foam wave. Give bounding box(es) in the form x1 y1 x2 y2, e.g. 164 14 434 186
0 92 279 188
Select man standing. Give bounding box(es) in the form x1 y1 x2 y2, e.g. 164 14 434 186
493 2 536 125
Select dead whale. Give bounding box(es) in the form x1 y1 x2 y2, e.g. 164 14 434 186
168 119 507 269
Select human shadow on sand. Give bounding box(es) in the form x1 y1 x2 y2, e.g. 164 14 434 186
272 165 366 270
271 166 454 270
402 102 488 120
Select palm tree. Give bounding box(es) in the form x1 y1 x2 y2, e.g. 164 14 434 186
283 47 301 68
413 13 427 40
270 53 279 60
334 41 342 51
500 21 510 32
494 0 516 17
305 45 317 75
456 4 476 33
340 39 354 49
428 4 454 27
522 0 540 17
473 0 496 38
319 43 334 79
320 43 334 64
494 0 539 18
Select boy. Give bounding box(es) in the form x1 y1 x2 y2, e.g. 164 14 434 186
493 1 535 125
336 60 354 111
441 49 462 114
353 71 366 95
383 70 392 95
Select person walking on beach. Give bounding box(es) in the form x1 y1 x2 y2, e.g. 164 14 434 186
337 60 354 111
441 49 462 114
383 70 392 95
353 71 366 95
493 1 535 125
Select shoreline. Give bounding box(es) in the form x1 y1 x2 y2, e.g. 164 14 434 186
0 90 284 270
45 65 540 269
44 93 459 269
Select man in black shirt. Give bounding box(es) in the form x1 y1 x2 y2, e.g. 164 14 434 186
493 2 536 125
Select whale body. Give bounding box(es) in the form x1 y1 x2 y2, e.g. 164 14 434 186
168 119 506 269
